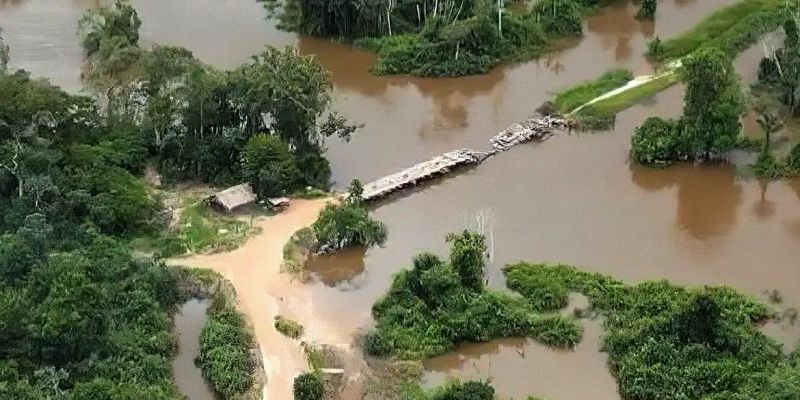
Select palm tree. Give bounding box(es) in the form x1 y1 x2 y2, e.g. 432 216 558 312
756 111 783 154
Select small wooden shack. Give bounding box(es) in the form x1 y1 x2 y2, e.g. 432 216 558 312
207 183 257 212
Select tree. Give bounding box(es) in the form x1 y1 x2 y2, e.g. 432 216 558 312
636 0 657 20
0 28 10 73
293 372 323 400
533 0 583 37
446 230 487 292
756 111 783 154
312 181 388 252
242 134 301 198
630 117 685 164
681 47 745 158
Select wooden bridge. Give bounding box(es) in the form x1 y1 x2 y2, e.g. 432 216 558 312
360 116 566 202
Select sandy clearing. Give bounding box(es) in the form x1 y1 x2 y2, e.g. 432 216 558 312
174 198 338 400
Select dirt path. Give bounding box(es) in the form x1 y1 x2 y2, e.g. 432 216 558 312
174 198 334 400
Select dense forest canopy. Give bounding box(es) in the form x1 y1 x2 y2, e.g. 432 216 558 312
80 0 355 189
267 0 600 76
0 0 356 398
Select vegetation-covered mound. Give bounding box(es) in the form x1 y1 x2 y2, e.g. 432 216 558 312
647 0 785 61
504 263 800 400
312 180 387 253
197 286 257 399
363 231 583 359
553 69 633 115
269 0 601 77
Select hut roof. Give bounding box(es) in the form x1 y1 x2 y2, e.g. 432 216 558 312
209 183 256 212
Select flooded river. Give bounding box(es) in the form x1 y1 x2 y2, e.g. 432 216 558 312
2 0 799 399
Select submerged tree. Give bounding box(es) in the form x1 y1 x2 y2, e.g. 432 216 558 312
757 111 783 154
681 47 745 158
446 230 487 292
311 180 387 252
636 0 657 20
0 28 9 73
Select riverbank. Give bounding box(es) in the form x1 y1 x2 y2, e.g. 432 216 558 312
173 198 338 400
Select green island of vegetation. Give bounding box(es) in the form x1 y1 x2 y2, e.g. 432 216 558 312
504 262 800 400
283 180 388 274
360 230 800 399
554 0 793 127
363 231 583 360
266 0 609 77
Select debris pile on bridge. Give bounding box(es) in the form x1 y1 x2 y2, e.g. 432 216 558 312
489 115 567 151
361 149 490 201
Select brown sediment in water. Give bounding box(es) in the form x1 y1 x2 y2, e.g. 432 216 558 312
172 299 219 400
4 0 800 398
175 198 343 400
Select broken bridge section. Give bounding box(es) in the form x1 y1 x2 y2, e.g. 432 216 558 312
360 116 567 202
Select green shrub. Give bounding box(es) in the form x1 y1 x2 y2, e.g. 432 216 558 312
242 133 302 199
750 151 788 179
533 0 583 37
293 372 323 400
636 0 657 20
198 292 255 398
312 180 387 252
786 142 800 172
275 315 304 339
630 117 686 164
429 380 494 400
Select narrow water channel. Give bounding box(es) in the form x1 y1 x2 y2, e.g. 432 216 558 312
172 299 218 400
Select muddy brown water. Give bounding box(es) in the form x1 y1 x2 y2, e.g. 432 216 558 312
173 299 218 400
2 0 800 399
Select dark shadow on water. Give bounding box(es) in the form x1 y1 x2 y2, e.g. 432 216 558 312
306 247 367 289
630 163 743 239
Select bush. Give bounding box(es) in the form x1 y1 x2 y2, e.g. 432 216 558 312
293 372 323 400
242 133 302 199
275 315 304 339
533 0 583 37
312 180 387 252
429 380 495 400
636 0 657 20
630 117 686 164
750 151 788 179
198 292 255 398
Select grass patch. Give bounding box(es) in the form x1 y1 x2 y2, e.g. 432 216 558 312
503 262 799 400
177 198 258 255
554 69 633 114
274 315 304 339
281 227 317 274
575 72 680 118
649 0 782 61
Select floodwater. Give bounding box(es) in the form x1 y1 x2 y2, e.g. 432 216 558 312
2 0 800 399
172 299 218 400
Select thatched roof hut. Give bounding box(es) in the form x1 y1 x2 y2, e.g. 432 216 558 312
208 183 256 212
